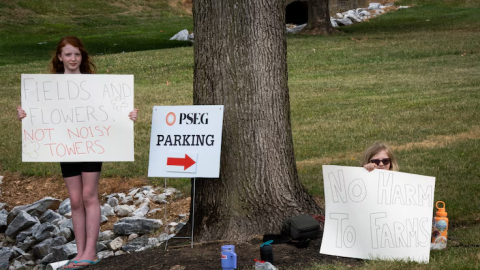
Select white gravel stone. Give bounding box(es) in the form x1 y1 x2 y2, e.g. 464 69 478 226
98 250 114 259
108 237 124 251
115 205 134 217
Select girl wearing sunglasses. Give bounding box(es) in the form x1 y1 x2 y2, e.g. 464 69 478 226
362 142 399 172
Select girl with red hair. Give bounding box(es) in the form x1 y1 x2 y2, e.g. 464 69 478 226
17 36 138 269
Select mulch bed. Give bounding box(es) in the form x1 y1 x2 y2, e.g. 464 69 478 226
87 236 363 270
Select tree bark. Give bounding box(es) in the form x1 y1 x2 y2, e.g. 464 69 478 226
302 0 339 35
182 0 323 242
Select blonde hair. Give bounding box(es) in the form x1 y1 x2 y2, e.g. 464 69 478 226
362 142 399 171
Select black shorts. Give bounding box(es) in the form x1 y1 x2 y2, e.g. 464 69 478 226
60 162 103 178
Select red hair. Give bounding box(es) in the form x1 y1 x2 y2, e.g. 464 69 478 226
49 36 96 74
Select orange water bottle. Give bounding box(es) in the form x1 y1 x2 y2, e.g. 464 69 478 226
431 201 448 249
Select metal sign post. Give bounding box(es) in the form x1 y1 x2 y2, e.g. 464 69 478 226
164 178 196 249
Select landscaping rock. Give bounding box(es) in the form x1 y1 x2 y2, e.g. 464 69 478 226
101 215 108 224
134 198 145 205
57 219 73 232
101 204 115 216
164 188 177 197
32 236 67 258
113 217 162 235
368 2 382 9
128 188 140 196
115 205 133 217
0 213 6 233
5 211 37 239
12 246 29 257
12 260 24 269
51 217 66 227
152 194 167 203
16 223 39 244
50 243 77 262
108 237 124 251
345 10 363 23
25 260 35 266
105 193 117 199
7 198 61 223
33 222 59 242
96 242 108 252
114 250 126 256
97 250 114 259
121 196 133 204
128 233 138 241
121 237 159 252
358 10 371 17
39 252 55 264
148 208 162 215
157 233 171 242
335 18 353 26
98 230 115 241
39 210 62 224
56 227 73 242
0 247 14 270
14 248 34 261
58 199 71 216
17 236 37 252
132 206 149 218
107 197 119 208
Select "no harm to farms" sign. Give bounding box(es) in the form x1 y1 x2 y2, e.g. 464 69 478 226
320 165 435 263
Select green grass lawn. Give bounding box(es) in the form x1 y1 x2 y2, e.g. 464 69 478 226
1 0 479 269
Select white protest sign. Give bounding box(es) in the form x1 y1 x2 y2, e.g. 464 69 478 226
21 74 134 162
320 165 435 263
148 105 224 178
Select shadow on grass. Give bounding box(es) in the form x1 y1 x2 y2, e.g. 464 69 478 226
0 37 192 66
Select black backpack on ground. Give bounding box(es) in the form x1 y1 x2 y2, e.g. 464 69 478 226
264 214 321 249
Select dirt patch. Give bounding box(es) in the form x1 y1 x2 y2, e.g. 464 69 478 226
394 126 480 151
1 172 68 208
296 126 480 167
87 235 362 270
168 0 192 15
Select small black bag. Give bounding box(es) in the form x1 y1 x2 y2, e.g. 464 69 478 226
263 214 321 248
281 214 320 240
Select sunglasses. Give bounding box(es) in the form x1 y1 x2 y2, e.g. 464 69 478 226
370 158 391 166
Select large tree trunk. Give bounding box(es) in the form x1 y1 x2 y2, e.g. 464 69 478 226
181 0 323 242
302 0 339 35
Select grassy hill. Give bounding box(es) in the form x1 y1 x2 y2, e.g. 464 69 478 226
0 0 193 66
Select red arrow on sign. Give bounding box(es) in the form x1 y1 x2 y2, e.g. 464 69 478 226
167 154 196 170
